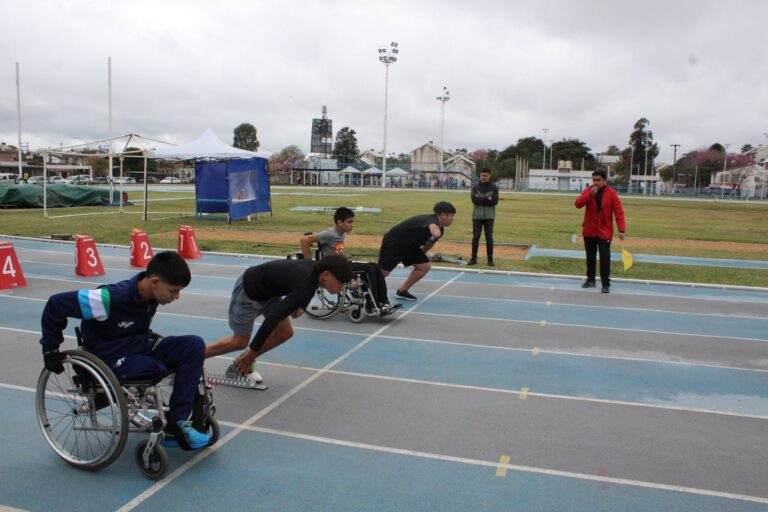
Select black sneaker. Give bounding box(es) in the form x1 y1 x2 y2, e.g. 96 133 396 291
601 286 610 294
581 280 596 288
396 289 417 301
487 260 495 267
379 303 403 317
467 259 477 266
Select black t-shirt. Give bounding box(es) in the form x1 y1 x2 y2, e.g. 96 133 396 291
382 213 443 248
241 259 319 351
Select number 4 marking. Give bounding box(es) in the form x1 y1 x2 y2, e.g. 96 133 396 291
3 255 16 278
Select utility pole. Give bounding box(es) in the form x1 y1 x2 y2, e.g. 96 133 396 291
542 128 548 170
671 143 680 188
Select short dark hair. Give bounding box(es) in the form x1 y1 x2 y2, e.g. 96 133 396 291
480 168 492 175
334 207 355 224
433 201 456 215
592 169 607 180
316 254 353 283
147 251 191 287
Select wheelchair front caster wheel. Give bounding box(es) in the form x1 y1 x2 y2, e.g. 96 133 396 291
135 440 169 479
348 306 365 323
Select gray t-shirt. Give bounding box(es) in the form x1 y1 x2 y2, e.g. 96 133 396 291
315 227 346 257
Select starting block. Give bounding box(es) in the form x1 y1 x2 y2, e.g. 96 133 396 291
0 242 27 289
429 252 468 266
207 371 268 390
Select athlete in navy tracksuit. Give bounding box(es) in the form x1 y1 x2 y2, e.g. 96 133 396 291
39 251 210 448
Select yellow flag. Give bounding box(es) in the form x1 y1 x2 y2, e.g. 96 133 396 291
621 243 633 271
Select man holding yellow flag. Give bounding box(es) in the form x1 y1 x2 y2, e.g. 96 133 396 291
575 169 626 294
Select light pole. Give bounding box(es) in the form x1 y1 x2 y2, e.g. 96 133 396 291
670 144 680 188
436 86 450 173
549 140 554 171
378 41 399 188
542 128 549 170
644 141 651 196
721 143 730 199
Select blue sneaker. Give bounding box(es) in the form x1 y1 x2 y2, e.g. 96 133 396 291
164 420 211 449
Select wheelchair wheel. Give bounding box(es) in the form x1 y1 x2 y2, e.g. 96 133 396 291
204 415 220 447
135 439 169 479
36 350 129 471
348 305 365 323
304 286 345 320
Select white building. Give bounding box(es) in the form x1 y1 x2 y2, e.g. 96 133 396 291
713 164 767 198
527 160 602 192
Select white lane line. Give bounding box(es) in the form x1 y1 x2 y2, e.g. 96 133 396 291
8 235 768 293
6 348 763 421
449 277 768 304
0 382 36 393
2 300 766 375
411 310 768 343
115 272 464 512
218 422 768 505
375 333 768 374
434 291 768 321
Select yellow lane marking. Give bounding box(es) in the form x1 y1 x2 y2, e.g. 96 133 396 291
539 320 547 326
532 347 540 356
496 455 511 477
519 387 529 399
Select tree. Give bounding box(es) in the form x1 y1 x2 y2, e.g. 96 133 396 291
515 136 545 169
741 144 754 154
269 145 305 174
551 138 593 169
332 127 359 164
605 145 621 156
233 123 260 151
615 118 658 179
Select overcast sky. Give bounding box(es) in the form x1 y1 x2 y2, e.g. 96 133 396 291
1 0 766 163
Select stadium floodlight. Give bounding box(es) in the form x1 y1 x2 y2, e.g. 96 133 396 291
437 87 450 173
378 41 399 188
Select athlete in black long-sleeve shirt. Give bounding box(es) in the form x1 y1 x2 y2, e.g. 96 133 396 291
204 255 352 381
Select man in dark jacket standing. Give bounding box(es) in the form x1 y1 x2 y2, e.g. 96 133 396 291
575 169 626 293
469 169 499 266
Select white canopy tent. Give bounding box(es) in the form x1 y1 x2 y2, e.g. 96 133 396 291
386 167 410 177
149 129 269 160
338 165 361 186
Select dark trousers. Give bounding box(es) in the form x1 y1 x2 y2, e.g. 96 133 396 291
471 219 495 261
105 335 205 421
583 237 611 286
351 262 389 304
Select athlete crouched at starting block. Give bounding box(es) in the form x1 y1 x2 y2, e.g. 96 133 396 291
205 255 352 388
39 251 211 449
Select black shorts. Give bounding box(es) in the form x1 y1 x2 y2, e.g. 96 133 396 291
378 243 430 271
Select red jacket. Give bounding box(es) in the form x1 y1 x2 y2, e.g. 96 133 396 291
575 185 626 240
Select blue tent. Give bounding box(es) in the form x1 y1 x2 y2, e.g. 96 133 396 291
150 129 271 221
195 157 270 220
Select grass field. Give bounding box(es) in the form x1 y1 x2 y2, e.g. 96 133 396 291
1 186 767 287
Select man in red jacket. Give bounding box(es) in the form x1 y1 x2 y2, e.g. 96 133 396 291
575 169 626 293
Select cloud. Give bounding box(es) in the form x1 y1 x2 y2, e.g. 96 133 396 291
1 0 766 162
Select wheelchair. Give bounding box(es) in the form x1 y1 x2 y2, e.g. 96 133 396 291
288 246 382 323
35 328 219 479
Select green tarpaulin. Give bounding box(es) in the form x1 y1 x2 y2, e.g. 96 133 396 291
0 185 115 208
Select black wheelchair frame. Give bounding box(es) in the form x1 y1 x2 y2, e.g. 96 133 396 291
35 328 219 479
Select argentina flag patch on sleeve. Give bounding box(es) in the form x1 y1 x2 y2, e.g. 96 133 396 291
77 288 111 321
